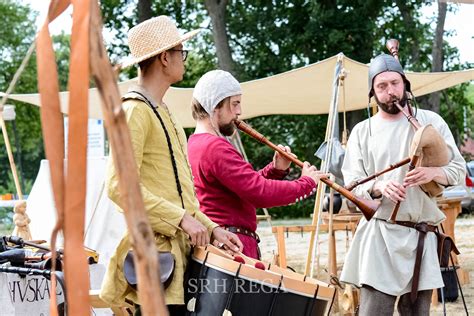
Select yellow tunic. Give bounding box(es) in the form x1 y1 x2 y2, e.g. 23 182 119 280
100 91 218 306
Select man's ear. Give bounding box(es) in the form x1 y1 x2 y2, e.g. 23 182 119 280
159 51 169 67
406 90 413 99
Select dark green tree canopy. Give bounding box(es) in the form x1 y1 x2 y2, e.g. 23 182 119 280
0 1 71 195
96 0 472 218
1 0 471 220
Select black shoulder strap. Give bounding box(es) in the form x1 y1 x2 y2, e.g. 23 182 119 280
125 91 185 209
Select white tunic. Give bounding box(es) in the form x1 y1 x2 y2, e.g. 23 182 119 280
340 109 466 296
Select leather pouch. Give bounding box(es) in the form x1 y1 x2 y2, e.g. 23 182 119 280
124 250 175 289
437 232 460 267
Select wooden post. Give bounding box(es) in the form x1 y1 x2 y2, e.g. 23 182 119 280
273 222 359 271
0 115 23 200
328 187 337 277
0 38 36 202
276 226 287 268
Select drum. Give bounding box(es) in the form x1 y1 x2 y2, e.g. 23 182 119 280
185 245 335 316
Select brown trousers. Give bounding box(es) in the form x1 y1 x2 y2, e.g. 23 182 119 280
359 285 432 316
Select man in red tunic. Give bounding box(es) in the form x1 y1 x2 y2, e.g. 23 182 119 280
188 70 328 258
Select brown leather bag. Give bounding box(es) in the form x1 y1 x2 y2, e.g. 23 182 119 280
437 232 460 267
124 251 175 289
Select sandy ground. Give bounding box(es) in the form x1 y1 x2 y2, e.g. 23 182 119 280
256 216 473 315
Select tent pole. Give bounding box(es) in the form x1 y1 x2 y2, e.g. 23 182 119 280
0 116 23 200
305 53 344 277
0 41 35 201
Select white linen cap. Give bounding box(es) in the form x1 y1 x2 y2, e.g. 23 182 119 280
193 70 242 114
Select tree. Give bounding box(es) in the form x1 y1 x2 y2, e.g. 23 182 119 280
371 1 472 149
0 2 73 195
138 0 153 22
204 0 238 77
428 1 447 113
98 0 473 217
0 0 41 195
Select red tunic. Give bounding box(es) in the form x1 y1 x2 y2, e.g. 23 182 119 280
188 133 317 258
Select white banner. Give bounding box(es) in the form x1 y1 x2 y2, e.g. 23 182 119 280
64 117 105 157
0 271 65 316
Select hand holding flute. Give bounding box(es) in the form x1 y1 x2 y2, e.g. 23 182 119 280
234 119 380 220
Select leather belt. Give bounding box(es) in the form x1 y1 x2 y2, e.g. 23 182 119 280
392 220 437 303
224 226 260 243
394 221 437 233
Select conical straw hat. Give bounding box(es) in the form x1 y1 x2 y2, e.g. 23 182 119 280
121 16 200 69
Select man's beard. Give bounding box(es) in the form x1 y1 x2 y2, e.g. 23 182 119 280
375 91 408 114
219 122 236 136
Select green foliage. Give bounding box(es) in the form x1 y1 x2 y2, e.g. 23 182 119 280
0 206 14 233
226 0 385 80
53 32 71 91
466 84 474 103
376 2 473 147
0 0 37 90
95 0 473 218
439 44 474 148
373 0 433 71
0 2 72 195
0 0 41 195
243 114 327 219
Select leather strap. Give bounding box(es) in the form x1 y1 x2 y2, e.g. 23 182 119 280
36 1 70 315
123 91 185 209
63 0 92 313
37 0 91 314
393 221 437 303
395 221 437 233
411 229 426 303
224 226 260 243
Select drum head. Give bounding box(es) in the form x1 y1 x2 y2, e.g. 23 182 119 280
185 246 335 316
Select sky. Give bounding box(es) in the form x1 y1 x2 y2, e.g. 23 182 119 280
23 0 474 64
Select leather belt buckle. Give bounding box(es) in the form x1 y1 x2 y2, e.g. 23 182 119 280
414 222 428 233
225 226 260 243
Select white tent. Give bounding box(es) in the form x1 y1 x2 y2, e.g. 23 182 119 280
2 54 474 128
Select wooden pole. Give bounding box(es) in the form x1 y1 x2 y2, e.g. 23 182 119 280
0 36 36 201
305 54 343 276
327 182 338 313
0 115 23 199
36 1 72 314
328 187 337 277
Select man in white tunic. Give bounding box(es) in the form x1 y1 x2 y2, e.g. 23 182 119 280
340 53 466 315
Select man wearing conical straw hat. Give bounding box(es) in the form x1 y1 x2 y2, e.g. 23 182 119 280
340 53 466 315
100 16 242 314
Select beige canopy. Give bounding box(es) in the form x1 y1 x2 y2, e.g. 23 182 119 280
2 54 474 128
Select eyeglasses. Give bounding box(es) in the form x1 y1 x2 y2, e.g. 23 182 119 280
168 49 189 61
